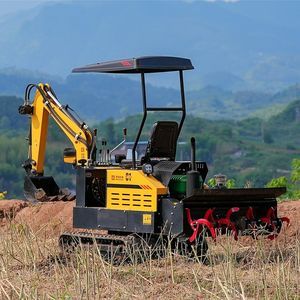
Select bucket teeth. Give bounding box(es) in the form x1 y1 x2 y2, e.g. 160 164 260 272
28 189 76 202
47 196 60 202
34 189 47 201
66 194 76 201
43 191 76 202
23 175 72 202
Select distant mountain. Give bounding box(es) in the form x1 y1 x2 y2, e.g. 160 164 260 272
0 67 62 96
0 70 180 121
0 1 300 91
188 84 300 120
266 99 300 146
195 72 246 91
270 84 300 104
1 69 300 122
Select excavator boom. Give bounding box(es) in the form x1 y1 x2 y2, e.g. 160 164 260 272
19 83 95 201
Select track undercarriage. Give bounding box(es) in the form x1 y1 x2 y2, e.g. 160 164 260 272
59 230 208 263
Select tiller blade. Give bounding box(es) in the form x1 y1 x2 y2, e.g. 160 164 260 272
185 205 290 242
245 206 290 240
186 208 216 243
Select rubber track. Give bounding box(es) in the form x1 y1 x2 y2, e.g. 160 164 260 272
59 230 136 247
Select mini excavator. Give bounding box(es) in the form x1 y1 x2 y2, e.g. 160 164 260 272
19 56 289 259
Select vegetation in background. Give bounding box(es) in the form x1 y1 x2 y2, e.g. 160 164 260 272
0 95 299 198
95 100 300 190
266 159 300 199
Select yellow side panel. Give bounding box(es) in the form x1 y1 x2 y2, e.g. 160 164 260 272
106 169 167 212
107 188 155 212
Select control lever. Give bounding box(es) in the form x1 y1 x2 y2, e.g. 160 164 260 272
110 128 127 162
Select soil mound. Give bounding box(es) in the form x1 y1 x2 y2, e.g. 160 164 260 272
0 200 28 225
0 200 74 236
277 200 300 242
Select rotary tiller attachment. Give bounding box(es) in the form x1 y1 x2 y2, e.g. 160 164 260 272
183 187 290 242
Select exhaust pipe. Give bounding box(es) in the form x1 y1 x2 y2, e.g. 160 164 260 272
186 137 201 197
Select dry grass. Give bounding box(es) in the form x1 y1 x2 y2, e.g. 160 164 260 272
0 222 299 300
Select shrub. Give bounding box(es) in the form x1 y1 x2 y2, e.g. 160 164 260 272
266 159 300 199
0 191 7 200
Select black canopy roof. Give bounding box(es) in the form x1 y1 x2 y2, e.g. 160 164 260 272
72 56 194 74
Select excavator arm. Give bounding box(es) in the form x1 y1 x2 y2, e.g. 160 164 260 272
19 83 96 201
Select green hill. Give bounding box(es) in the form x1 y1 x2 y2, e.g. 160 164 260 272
0 95 27 131
1 95 299 198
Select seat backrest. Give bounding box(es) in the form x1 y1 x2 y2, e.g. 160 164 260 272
144 121 178 161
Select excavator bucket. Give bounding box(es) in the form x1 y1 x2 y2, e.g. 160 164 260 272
24 174 75 202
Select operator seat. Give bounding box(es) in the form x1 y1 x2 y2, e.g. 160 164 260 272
142 121 178 163
120 121 178 168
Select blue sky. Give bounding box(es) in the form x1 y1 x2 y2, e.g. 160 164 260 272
0 0 56 16
0 0 241 17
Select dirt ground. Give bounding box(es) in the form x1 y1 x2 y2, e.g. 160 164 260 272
0 199 298 241
0 199 299 299
276 200 300 243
